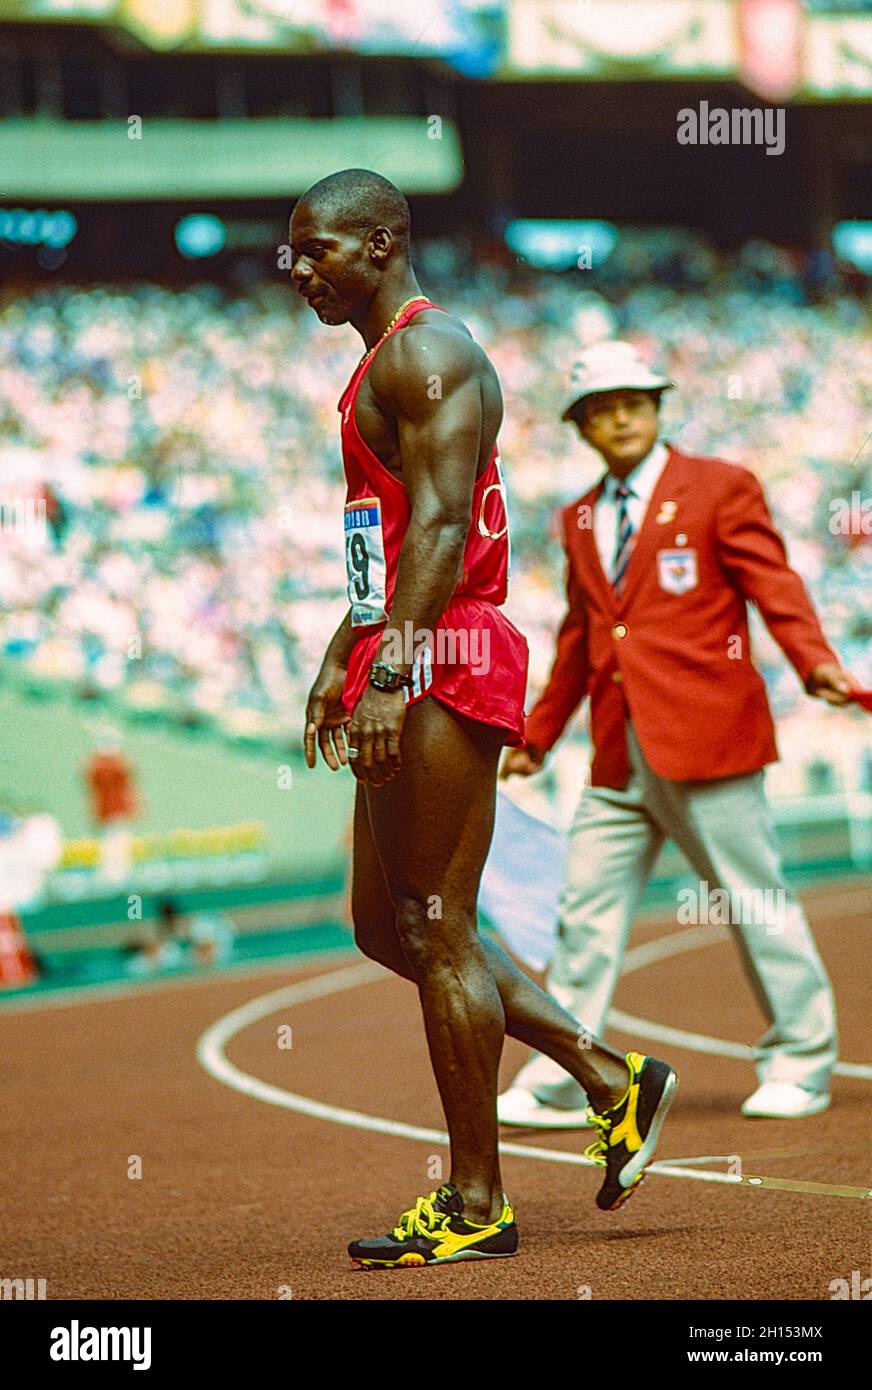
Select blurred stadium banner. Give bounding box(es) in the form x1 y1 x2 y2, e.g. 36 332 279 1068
507 0 740 78
506 0 872 97
805 8 872 98
507 0 872 98
0 1 870 95
0 117 463 200
739 0 804 103
0 0 504 73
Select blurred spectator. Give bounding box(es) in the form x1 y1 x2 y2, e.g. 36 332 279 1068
0 810 63 912
0 810 63 985
83 730 139 885
186 909 236 966
125 895 184 975
124 895 235 974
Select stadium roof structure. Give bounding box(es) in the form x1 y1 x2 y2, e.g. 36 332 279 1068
0 116 464 200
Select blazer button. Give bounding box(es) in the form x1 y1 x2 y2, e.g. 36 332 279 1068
612 671 623 683
612 623 628 639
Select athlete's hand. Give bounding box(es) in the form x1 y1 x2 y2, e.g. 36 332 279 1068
304 659 352 770
805 663 855 706
346 686 406 786
499 744 546 779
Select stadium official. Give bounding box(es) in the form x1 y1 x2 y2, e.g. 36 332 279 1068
500 340 853 1124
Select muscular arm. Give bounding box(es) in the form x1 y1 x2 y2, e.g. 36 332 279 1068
322 607 359 670
369 323 490 670
304 608 363 772
343 322 493 784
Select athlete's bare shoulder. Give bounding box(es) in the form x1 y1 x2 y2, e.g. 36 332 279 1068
369 307 500 418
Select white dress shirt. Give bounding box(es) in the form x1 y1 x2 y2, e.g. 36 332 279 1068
593 440 670 578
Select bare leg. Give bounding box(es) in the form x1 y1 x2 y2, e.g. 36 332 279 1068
354 782 626 1109
353 770 629 1111
358 698 629 1223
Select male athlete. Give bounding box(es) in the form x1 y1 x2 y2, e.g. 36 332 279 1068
292 169 677 1269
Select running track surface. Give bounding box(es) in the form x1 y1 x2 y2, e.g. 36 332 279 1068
1 881 869 1301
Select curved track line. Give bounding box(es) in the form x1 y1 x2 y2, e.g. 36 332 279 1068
619 926 872 1080
196 939 871 1201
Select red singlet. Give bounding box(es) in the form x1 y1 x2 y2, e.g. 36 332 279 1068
338 298 528 746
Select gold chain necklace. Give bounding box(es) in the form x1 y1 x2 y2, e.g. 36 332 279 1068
358 294 430 366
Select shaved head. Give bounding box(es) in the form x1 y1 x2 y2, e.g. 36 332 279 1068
295 168 411 259
289 168 420 333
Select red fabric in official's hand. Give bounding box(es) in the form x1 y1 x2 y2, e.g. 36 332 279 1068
848 690 872 713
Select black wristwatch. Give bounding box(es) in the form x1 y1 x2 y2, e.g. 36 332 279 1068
369 661 414 693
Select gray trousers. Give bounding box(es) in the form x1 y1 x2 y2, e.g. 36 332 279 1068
514 724 838 1104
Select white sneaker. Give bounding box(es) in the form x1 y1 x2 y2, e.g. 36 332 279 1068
497 1086 592 1129
741 1081 831 1119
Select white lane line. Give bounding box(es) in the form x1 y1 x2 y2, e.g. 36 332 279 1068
194 966 742 1187
195 941 870 1199
618 926 872 1080
623 924 730 969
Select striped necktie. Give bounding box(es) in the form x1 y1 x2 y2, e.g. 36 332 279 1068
611 482 636 595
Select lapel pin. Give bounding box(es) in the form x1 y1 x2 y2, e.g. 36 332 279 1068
656 500 677 524
675 531 688 545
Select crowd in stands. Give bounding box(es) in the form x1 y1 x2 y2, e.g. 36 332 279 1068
1 233 870 745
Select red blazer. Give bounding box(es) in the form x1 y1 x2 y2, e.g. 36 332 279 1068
524 445 838 787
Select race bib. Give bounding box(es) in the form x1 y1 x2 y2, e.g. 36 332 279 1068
345 497 388 626
657 547 698 595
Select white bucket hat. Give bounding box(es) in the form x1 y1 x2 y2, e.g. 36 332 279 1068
561 339 673 420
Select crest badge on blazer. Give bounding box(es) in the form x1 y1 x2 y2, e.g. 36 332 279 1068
657 547 698 594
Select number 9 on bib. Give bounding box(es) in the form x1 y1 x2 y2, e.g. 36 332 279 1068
345 496 388 627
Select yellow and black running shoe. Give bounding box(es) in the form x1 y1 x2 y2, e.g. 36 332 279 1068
584 1052 678 1212
348 1183 518 1269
